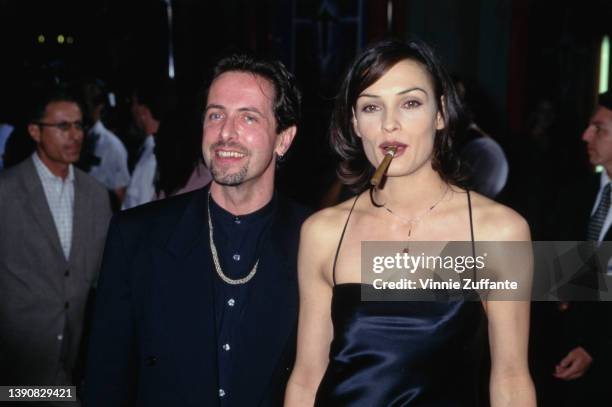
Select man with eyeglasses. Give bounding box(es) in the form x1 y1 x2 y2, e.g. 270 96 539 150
0 86 112 398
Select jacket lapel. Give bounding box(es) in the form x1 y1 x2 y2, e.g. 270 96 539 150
230 198 299 405
21 158 66 260
153 188 220 405
69 171 88 266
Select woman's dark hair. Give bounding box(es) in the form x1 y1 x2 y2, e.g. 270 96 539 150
331 38 465 192
154 109 204 197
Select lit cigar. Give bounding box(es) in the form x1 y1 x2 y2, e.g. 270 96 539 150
370 146 397 186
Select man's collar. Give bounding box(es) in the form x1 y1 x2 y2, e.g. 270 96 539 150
32 151 75 182
91 120 104 133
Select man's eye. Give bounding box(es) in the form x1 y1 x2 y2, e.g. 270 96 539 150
57 122 71 131
208 112 223 121
360 104 379 113
244 115 257 124
403 100 422 109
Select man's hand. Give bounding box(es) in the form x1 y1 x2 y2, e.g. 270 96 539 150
553 346 593 380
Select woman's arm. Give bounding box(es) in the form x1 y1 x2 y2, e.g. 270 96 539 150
285 214 335 406
484 211 536 407
488 300 536 407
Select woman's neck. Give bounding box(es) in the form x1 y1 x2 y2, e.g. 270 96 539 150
371 166 448 216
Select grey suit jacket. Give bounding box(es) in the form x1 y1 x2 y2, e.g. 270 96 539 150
0 157 111 386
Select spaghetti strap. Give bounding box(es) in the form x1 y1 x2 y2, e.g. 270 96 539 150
467 190 475 245
467 190 477 278
332 194 360 286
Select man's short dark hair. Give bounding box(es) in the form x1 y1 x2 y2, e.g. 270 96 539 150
27 85 83 124
208 54 301 134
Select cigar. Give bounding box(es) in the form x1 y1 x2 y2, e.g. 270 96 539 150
370 146 397 186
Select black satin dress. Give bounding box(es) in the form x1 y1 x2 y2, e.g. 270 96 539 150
314 191 486 406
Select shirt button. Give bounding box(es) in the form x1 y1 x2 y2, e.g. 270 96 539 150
227 298 235 307
222 343 231 351
64 270 70 277
219 389 226 397
234 216 241 224
232 253 241 261
57 334 63 341
64 302 69 309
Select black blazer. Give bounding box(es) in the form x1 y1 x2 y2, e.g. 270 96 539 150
553 173 612 242
533 173 612 365
84 187 311 406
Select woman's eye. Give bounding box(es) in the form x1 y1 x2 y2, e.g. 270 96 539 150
403 100 422 109
360 104 379 113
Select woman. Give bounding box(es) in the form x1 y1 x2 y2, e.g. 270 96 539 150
285 39 535 406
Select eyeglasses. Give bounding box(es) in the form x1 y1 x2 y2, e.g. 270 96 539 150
36 121 85 132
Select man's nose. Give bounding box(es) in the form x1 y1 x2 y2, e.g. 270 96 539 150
582 126 594 142
220 115 237 141
69 127 84 142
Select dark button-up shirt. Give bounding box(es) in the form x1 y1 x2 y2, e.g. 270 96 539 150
208 193 276 404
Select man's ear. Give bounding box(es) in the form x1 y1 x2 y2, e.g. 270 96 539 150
275 125 297 157
28 123 41 143
436 96 447 131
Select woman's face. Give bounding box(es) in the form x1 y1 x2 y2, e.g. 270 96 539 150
353 59 444 178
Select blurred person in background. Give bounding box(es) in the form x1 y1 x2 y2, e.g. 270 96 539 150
531 90 612 407
121 83 165 209
0 119 14 171
454 77 509 199
77 79 130 210
0 85 111 400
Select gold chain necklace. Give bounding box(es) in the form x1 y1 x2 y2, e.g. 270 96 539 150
382 185 450 238
207 192 259 285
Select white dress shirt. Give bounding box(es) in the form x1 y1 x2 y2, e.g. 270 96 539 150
122 135 157 210
32 152 74 259
88 120 130 190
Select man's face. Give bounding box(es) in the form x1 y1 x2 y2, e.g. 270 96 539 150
28 101 84 168
582 106 612 169
131 96 149 133
202 71 284 187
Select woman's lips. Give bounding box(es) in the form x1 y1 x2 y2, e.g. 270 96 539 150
379 143 407 158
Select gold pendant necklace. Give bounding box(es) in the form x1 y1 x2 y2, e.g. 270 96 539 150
207 192 259 285
381 185 450 253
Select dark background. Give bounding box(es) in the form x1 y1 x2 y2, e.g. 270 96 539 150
1 0 612 229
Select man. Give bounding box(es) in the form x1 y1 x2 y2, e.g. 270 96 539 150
0 87 112 390
531 90 612 406
85 54 310 406
81 79 130 207
121 86 162 210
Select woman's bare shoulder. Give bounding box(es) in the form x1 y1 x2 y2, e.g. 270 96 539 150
299 196 361 280
302 195 360 237
466 191 531 241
